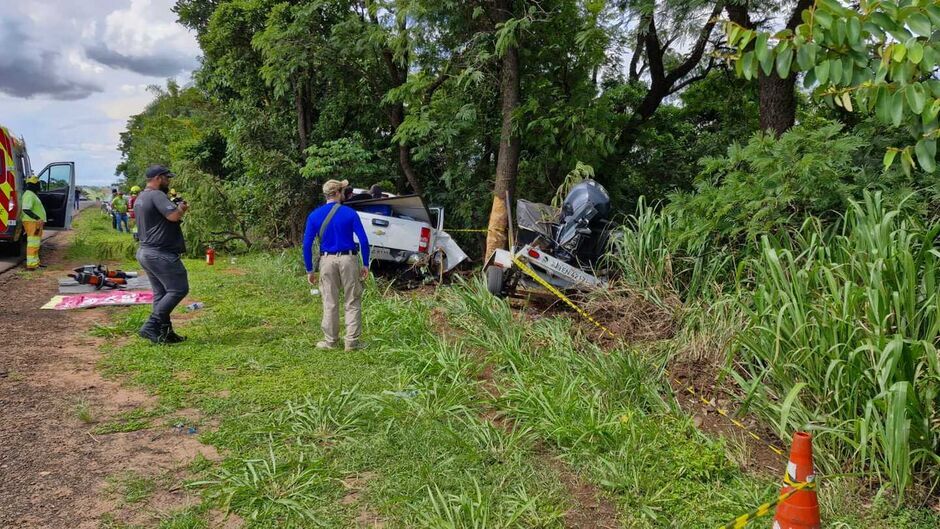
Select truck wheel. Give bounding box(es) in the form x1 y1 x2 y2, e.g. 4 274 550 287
486 266 506 297
0 237 25 258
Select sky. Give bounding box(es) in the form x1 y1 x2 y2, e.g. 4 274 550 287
0 0 199 187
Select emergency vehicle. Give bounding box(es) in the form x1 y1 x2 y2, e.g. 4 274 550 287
0 124 76 257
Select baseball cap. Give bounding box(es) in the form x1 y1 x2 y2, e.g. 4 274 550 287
145 164 175 179
323 179 349 196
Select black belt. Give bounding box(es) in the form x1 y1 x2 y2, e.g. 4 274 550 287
320 249 358 256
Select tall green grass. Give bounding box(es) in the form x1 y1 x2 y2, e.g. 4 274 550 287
735 192 939 498
608 192 940 499
68 210 138 261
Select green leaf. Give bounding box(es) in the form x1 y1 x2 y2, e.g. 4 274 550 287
901 147 914 176
472 6 484 19
847 16 861 42
883 148 898 170
814 8 833 29
922 45 939 70
778 383 807 435
742 51 757 80
842 56 854 85
803 67 817 88
928 5 940 26
796 44 815 70
815 59 830 85
915 139 937 172
908 41 924 64
759 46 775 76
893 43 907 62
923 99 940 127
776 48 794 79
890 89 905 127
830 57 843 85
863 21 886 41
755 33 770 62
876 86 891 123
728 24 741 46
907 13 932 37
832 18 846 46
905 83 927 114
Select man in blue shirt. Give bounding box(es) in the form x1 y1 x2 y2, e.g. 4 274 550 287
303 179 370 351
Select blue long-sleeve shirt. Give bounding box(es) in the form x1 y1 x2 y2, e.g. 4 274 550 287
302 202 370 272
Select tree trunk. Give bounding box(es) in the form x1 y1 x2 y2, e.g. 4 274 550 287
727 0 810 136
388 104 424 195
294 82 309 153
759 72 797 136
485 0 521 259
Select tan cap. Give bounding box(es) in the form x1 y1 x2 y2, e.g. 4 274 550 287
322 179 349 197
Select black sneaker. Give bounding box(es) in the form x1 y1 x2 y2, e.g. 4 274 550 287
162 323 186 343
138 318 166 344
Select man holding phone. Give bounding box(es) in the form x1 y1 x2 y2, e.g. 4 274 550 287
135 165 190 344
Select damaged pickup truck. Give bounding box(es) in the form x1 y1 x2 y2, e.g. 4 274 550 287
345 191 468 279
483 179 612 297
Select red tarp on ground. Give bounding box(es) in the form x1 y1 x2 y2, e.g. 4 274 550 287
42 291 153 310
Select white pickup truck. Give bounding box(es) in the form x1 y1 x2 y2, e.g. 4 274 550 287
346 192 468 275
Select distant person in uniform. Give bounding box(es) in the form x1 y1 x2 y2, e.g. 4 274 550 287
111 190 130 233
128 185 141 240
303 179 370 351
21 174 46 270
134 165 189 344
74 187 81 211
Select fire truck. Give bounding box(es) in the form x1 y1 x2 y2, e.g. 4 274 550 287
0 124 75 257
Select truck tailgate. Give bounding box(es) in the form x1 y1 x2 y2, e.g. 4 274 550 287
357 212 423 253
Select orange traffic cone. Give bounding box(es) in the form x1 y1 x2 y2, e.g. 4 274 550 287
773 431 821 529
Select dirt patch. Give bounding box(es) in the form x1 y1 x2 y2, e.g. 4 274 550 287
509 286 676 348
668 360 784 475
465 325 622 528
340 472 386 528
0 225 218 528
543 455 620 529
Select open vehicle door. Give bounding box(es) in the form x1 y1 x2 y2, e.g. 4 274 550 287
36 162 75 228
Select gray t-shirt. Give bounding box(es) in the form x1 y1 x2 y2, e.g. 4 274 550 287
134 188 185 254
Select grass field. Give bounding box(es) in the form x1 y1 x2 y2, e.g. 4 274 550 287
75 211 938 528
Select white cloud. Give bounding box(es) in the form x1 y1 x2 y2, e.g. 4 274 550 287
0 1 199 185
101 0 199 57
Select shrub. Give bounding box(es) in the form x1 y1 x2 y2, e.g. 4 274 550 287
733 192 939 498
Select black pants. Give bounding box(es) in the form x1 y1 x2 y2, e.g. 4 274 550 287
136 247 189 322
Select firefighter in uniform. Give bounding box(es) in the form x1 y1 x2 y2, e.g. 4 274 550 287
21 174 46 270
129 185 141 240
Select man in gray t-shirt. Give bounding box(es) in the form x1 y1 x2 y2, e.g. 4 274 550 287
135 165 190 344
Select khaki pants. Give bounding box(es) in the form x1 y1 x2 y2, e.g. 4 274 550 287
319 254 363 346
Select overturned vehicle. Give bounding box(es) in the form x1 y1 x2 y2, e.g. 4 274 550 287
345 191 468 280
483 179 612 297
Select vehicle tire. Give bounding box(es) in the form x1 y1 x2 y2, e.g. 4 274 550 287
486 266 506 297
0 237 25 258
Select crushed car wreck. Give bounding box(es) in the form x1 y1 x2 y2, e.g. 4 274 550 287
345 190 468 280
483 179 612 297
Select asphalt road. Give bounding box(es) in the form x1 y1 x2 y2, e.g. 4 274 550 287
0 201 95 276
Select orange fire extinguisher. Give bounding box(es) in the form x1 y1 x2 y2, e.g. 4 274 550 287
206 247 215 265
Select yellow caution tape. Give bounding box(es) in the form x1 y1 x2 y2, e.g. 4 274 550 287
510 255 616 337
508 254 786 460
509 252 820 529
717 480 816 529
681 384 785 457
